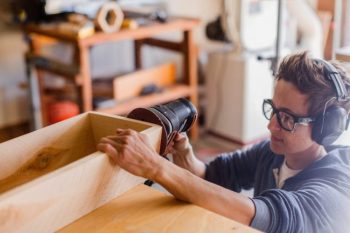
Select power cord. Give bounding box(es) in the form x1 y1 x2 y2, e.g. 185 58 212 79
144 155 170 187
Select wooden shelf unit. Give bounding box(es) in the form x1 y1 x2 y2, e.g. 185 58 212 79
25 17 200 138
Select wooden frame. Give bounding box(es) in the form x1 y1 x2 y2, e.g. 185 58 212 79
0 112 162 233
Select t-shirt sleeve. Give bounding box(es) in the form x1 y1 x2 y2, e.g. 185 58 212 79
251 177 350 233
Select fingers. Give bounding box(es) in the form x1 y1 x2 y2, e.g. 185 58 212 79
174 132 188 142
100 136 122 149
168 140 175 148
98 142 118 163
115 128 137 136
98 142 114 154
114 129 146 144
98 129 139 162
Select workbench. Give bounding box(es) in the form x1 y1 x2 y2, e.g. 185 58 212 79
24 17 199 138
59 184 260 233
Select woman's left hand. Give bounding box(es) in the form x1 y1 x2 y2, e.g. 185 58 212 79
98 128 164 180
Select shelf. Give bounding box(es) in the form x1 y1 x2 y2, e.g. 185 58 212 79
26 53 79 80
96 84 192 115
25 18 200 46
26 17 199 138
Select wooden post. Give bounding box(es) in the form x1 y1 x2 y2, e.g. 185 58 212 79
134 39 143 69
72 45 83 111
183 30 198 139
31 36 49 126
77 44 93 112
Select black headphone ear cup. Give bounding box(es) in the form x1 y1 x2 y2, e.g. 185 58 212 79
312 106 348 145
312 114 323 144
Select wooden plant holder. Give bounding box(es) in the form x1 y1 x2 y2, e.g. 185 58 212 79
0 112 162 233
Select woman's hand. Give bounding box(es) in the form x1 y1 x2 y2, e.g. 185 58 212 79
168 132 206 178
98 128 165 180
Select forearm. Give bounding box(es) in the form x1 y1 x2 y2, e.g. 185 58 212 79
173 153 206 178
172 146 206 178
154 159 255 225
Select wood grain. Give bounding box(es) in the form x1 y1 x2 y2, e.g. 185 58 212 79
0 113 94 183
59 184 260 233
0 112 162 233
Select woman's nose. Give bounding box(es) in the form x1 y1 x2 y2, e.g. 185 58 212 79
267 114 281 131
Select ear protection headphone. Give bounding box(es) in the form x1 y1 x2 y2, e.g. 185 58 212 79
312 59 350 145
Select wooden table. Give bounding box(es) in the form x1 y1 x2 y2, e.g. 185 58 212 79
59 184 260 233
24 18 199 138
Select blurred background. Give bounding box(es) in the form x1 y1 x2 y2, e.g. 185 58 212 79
0 0 350 161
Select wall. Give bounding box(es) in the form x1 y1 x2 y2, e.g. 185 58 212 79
0 24 29 128
166 0 221 45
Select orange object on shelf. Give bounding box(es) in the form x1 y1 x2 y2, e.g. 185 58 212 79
48 101 80 124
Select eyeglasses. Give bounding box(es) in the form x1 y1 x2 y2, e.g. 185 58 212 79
262 99 315 132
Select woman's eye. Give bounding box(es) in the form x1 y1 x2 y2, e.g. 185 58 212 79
281 113 294 124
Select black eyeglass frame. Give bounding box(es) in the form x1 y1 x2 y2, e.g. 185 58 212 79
262 99 315 132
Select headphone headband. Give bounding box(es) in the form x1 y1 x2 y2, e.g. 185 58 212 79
314 59 349 101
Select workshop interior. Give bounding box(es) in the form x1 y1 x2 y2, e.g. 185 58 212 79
0 0 350 232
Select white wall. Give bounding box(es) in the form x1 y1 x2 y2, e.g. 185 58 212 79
166 0 221 46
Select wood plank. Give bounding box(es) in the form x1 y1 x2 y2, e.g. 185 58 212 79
0 112 162 233
113 63 176 101
24 18 200 46
183 30 199 139
59 184 260 233
143 38 183 52
26 53 79 79
78 46 93 111
80 18 200 46
97 84 192 115
134 39 143 69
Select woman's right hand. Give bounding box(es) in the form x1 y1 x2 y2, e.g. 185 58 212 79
168 132 206 178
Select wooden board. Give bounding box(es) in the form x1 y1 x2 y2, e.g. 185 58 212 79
0 112 162 233
59 184 260 233
98 84 192 115
113 63 176 101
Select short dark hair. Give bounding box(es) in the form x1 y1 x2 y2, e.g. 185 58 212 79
275 51 350 116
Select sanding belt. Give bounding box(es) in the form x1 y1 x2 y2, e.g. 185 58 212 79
128 107 179 156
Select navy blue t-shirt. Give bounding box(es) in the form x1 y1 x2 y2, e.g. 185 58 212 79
205 140 350 233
